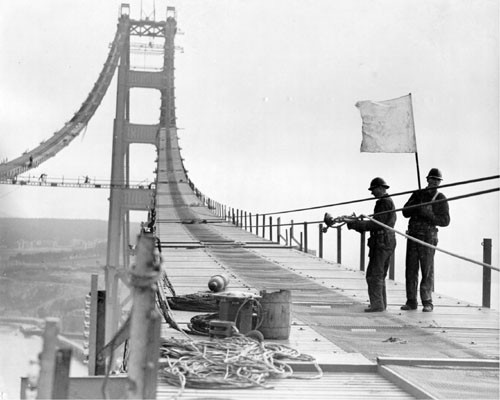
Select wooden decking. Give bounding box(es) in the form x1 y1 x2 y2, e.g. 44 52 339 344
154 219 499 399
149 125 499 399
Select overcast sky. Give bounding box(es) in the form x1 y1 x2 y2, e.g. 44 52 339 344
0 0 498 302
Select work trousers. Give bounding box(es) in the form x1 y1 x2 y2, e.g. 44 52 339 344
405 233 438 307
366 235 395 310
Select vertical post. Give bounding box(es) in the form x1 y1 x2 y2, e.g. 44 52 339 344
244 212 247 230
236 209 239 227
360 231 366 272
290 220 294 246
249 213 253 233
482 238 492 308
88 274 98 375
318 224 323 258
336 226 342 264
269 216 273 242
300 232 303 252
256 214 259 236
127 234 161 399
262 214 266 239
143 311 161 399
303 222 308 253
277 217 281 244
37 318 60 400
95 291 107 375
52 348 72 400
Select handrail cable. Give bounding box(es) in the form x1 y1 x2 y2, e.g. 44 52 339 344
213 186 498 229
261 175 499 216
361 214 498 272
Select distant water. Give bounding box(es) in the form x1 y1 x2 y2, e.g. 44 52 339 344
0 324 87 400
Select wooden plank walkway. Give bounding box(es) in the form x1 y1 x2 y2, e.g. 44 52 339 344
150 126 499 399
154 221 499 399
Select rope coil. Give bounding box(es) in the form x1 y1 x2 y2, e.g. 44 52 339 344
159 336 322 394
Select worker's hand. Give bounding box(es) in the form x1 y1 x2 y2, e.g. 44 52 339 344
347 221 361 231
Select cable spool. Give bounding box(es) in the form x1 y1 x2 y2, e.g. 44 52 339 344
208 274 229 292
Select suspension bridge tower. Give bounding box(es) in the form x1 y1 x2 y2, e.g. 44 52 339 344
106 4 177 339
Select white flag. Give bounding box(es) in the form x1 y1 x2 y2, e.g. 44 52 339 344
355 94 417 153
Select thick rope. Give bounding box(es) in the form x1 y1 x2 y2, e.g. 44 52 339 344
159 336 322 395
360 214 498 272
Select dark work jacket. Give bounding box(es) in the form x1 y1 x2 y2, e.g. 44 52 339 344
354 195 396 251
403 189 450 234
355 196 397 233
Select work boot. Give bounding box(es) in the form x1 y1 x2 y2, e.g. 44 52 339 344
400 304 417 311
366 279 385 312
422 304 433 312
364 307 384 312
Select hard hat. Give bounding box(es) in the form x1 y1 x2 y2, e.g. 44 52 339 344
368 177 389 190
426 168 443 180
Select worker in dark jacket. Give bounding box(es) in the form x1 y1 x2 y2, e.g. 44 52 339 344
401 168 450 312
348 177 397 312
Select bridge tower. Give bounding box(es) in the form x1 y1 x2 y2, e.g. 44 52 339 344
106 4 177 339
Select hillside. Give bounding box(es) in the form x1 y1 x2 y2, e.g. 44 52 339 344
0 218 108 248
0 218 138 334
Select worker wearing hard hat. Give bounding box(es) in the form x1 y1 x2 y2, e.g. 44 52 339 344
401 168 450 312
347 177 397 312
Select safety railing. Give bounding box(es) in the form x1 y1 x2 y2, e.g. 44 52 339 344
190 179 497 309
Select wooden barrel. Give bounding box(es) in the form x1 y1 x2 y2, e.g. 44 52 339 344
257 289 291 339
218 295 253 334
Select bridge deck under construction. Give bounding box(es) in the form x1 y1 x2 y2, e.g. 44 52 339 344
153 156 499 399
2 7 497 399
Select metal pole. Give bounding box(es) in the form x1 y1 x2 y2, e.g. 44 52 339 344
269 216 273 241
256 213 259 235
482 238 492 308
88 274 99 376
95 290 107 375
303 222 308 253
360 231 366 272
277 217 281 244
319 224 323 258
249 213 253 233
244 211 247 230
336 226 342 264
262 214 266 239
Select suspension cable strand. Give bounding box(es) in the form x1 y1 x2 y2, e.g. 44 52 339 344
219 186 498 230
360 214 498 272
371 187 499 218
262 175 499 216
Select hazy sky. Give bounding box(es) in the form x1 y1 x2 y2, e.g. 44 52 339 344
0 1 498 301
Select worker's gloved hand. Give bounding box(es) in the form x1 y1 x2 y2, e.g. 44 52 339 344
347 221 359 231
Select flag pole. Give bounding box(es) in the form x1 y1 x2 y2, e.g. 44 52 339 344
414 152 422 190
409 93 421 189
